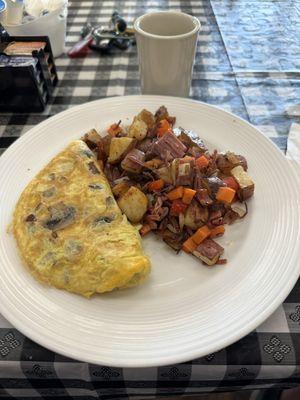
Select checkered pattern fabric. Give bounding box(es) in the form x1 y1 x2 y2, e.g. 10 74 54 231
1 0 300 397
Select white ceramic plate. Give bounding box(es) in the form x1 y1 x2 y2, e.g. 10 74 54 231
0 96 299 367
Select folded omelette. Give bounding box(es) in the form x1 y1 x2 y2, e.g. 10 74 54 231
13 140 151 297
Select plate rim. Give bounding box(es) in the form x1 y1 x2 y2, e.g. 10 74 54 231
0 95 289 165
0 94 299 367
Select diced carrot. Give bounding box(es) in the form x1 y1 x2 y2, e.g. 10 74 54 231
216 186 236 204
182 237 198 253
191 225 211 245
182 188 197 204
222 176 239 191
170 199 187 216
156 119 172 137
166 186 184 201
108 121 122 136
140 224 151 236
148 179 165 192
196 155 209 169
210 225 225 238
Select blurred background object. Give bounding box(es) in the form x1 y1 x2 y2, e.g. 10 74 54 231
0 0 7 23
68 12 135 57
3 0 67 57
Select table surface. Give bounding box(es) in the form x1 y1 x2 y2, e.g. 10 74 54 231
1 0 300 398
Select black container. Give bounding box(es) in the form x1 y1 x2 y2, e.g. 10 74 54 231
0 35 58 112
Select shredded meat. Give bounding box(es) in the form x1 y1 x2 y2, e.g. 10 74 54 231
223 209 239 225
174 128 208 153
155 105 169 122
153 132 187 161
104 163 121 182
137 138 153 153
216 259 227 265
147 197 169 222
206 150 218 176
159 229 185 252
196 189 213 206
237 155 248 171
188 146 205 159
121 149 145 173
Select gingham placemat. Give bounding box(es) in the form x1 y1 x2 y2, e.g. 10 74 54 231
0 0 300 398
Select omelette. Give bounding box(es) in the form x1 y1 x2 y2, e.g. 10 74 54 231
13 140 151 297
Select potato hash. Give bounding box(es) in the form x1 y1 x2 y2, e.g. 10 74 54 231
83 106 255 266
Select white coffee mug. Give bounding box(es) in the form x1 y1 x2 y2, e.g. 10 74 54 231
134 11 201 97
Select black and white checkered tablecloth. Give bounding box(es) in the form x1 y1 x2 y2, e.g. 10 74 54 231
1 0 300 398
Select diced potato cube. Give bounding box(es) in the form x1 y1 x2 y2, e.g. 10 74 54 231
128 117 148 141
137 109 155 129
112 182 131 197
83 129 102 148
230 165 254 200
117 186 148 223
108 137 134 164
